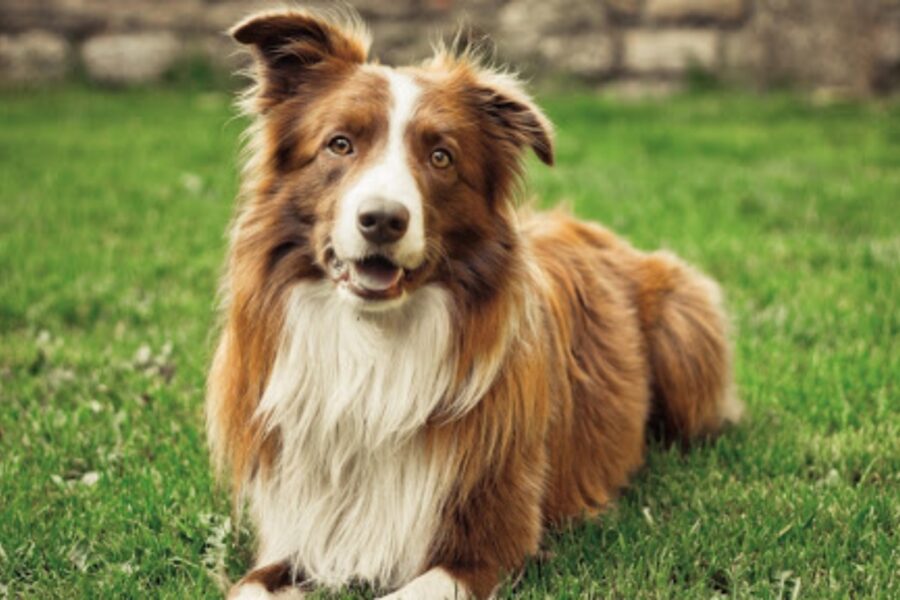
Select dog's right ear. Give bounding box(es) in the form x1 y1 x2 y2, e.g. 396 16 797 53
231 10 370 106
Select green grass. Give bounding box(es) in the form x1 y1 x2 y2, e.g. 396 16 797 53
1 85 898 599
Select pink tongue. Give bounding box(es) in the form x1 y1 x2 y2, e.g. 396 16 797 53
351 258 402 292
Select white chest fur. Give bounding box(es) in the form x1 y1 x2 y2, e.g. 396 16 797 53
249 281 468 589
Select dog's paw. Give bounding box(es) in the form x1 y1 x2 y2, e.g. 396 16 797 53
377 568 472 600
228 583 271 600
228 582 305 600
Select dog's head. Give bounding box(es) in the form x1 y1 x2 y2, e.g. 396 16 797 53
232 9 553 311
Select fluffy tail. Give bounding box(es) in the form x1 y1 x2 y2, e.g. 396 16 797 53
636 252 743 442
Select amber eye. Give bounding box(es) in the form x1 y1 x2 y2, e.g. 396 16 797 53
328 135 353 156
430 148 452 169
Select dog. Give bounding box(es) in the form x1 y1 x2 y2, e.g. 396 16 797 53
206 8 743 599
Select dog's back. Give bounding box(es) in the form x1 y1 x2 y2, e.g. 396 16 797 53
524 211 742 522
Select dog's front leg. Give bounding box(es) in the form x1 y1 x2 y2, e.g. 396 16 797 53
380 441 545 600
227 560 306 599
378 567 473 599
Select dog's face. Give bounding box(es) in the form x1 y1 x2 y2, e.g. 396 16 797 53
233 11 553 311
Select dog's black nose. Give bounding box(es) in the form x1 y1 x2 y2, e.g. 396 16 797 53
357 198 410 245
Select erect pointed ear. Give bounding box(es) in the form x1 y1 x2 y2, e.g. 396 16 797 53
231 10 370 104
469 71 555 166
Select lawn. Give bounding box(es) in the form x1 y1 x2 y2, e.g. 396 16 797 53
0 85 897 599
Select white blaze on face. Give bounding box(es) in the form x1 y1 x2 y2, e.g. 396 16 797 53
333 68 425 269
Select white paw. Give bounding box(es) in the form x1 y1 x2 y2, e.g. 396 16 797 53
273 587 306 600
228 583 273 600
228 583 305 600
377 568 471 600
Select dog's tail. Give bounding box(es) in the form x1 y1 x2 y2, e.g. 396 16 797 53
635 251 743 443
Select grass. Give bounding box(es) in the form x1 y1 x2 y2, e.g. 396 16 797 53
1 85 898 599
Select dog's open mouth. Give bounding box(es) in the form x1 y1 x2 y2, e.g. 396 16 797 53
352 255 403 294
336 254 405 300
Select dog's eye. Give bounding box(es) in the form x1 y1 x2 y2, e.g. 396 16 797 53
328 136 353 156
430 148 452 169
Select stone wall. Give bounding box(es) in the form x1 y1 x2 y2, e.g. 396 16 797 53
2 0 899 95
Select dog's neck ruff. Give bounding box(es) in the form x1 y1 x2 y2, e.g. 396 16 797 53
250 280 507 588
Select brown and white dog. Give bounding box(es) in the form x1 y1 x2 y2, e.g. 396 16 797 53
206 8 743 600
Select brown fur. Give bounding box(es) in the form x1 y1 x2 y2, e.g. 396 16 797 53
208 8 741 599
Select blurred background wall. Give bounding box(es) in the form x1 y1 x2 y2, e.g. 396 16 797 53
2 0 899 95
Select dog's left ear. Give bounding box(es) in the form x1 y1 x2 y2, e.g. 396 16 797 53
469 72 555 166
